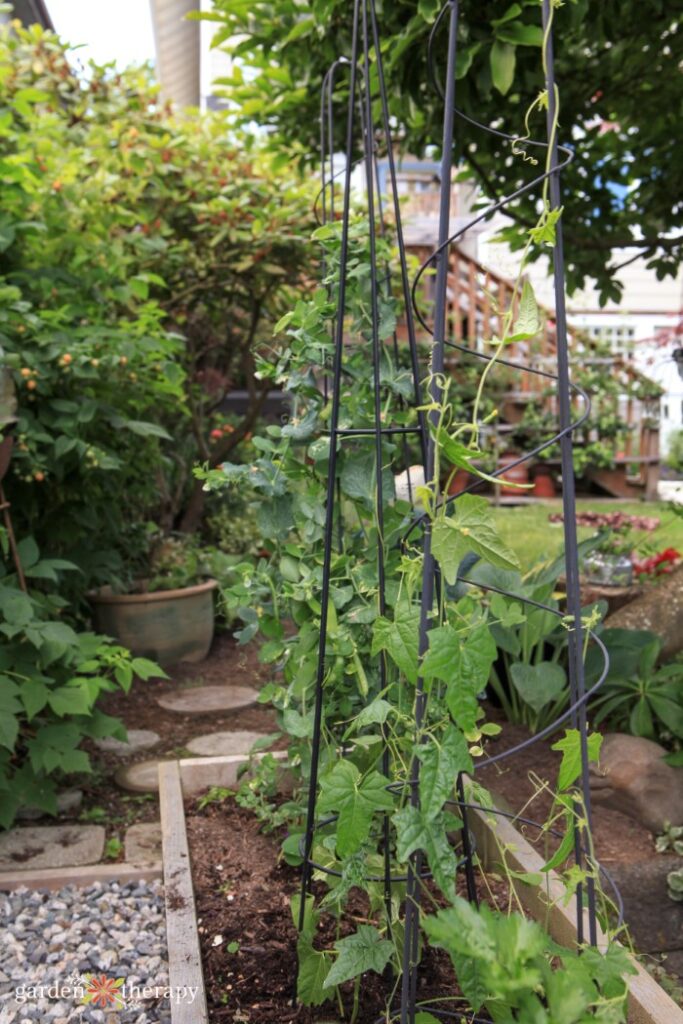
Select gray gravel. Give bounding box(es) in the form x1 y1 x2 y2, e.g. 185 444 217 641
0 880 173 1023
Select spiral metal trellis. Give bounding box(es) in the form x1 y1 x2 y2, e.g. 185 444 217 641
296 1 618 1020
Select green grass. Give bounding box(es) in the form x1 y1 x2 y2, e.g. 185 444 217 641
491 500 683 573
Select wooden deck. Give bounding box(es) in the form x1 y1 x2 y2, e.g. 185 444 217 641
403 245 661 498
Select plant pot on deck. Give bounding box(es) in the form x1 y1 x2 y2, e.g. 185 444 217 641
498 451 530 496
531 462 556 498
91 579 217 664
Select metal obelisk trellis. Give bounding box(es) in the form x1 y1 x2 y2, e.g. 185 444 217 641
296 0 616 1019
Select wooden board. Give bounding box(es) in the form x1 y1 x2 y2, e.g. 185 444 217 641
159 760 209 1024
468 796 683 1024
0 861 161 892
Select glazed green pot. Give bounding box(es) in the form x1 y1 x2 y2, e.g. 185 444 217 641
91 579 217 665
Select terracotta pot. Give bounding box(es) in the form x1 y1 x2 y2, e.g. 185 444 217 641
91 579 217 665
532 464 556 498
498 452 529 496
448 468 473 495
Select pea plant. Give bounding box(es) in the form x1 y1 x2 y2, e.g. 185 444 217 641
199 231 629 1021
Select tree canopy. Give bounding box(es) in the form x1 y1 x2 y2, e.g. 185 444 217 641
200 0 683 303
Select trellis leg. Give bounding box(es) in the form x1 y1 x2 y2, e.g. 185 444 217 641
400 4 460 1022
294 0 362 970
542 0 598 946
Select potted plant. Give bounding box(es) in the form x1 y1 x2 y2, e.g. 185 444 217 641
90 534 227 664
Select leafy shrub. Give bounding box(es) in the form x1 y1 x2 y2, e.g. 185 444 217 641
0 534 164 827
0 21 314 594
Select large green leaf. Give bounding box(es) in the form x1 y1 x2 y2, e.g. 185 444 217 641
508 279 541 341
371 603 420 683
340 451 395 504
490 39 516 95
416 725 472 820
323 924 393 989
432 495 520 584
509 661 567 713
318 761 393 857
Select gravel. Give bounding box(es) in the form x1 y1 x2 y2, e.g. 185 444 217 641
0 880 174 1023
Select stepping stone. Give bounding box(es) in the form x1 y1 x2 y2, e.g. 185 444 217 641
0 825 105 870
17 788 83 821
186 730 272 758
124 822 162 865
115 760 166 794
157 684 259 716
95 729 161 756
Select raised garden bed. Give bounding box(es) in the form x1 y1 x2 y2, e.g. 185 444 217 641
159 755 683 1024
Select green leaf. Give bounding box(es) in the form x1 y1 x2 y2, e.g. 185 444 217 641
350 697 393 733
393 804 458 901
421 624 461 682
432 495 520 584
120 420 172 440
551 729 603 791
323 925 393 989
297 938 332 1005
47 686 92 717
40 621 79 647
318 761 393 857
21 679 49 720
371 603 420 684
130 657 167 680
509 662 567 713
0 713 18 751
340 451 395 504
490 40 516 95
417 725 472 820
1 591 33 627
496 22 544 47
508 279 541 341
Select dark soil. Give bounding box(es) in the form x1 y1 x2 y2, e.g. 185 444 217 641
187 798 504 1024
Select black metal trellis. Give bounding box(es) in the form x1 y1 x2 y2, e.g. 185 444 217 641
297 0 615 1019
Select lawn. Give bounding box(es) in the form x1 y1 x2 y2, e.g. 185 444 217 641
491 500 683 573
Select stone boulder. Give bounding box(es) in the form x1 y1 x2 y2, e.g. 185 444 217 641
589 734 683 833
604 563 683 660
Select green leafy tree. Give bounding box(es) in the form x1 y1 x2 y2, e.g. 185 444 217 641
199 0 682 302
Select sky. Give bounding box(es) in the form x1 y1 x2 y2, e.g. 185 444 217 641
47 0 155 69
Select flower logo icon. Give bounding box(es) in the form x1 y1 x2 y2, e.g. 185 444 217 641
82 974 125 1009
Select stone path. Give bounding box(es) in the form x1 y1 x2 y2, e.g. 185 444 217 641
185 729 270 758
0 826 105 871
115 761 168 795
124 823 162 866
95 729 161 756
156 684 259 715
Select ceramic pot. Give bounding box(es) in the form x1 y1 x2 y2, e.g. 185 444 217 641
91 579 217 664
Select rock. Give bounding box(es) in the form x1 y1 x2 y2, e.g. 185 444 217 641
0 825 105 870
157 684 259 715
16 788 83 821
607 856 683 955
124 822 162 865
589 734 683 833
115 760 167 794
605 563 683 660
185 729 271 758
94 729 161 756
